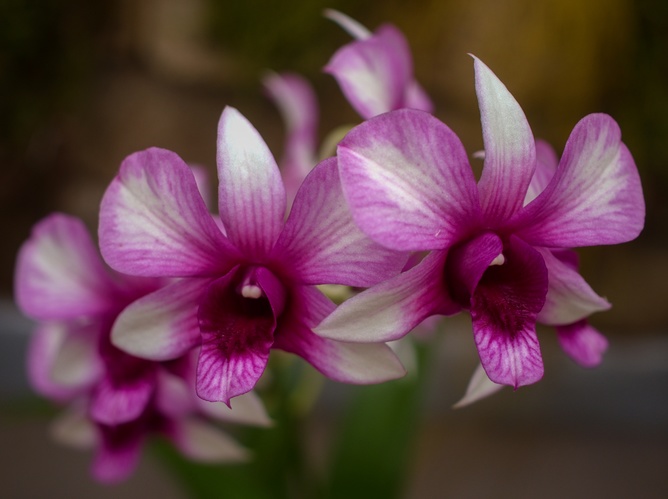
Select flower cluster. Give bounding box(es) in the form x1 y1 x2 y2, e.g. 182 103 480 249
15 10 644 481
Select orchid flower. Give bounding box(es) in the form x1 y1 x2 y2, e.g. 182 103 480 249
324 9 433 119
15 213 269 482
316 56 644 389
99 106 407 406
263 72 319 206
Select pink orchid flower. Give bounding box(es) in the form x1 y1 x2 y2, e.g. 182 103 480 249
99 106 407 406
316 57 644 389
324 9 433 119
263 71 319 206
15 214 268 482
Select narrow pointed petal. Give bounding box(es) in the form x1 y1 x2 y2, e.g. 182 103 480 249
324 9 372 40
51 406 98 449
536 248 611 326
112 278 207 361
470 236 547 388
197 390 273 427
514 114 645 247
170 418 249 462
524 139 558 204
337 109 479 251
217 107 286 258
453 364 504 408
274 286 406 383
557 320 608 367
274 157 407 287
100 147 235 277
196 268 278 404
324 25 412 118
474 56 536 224
315 251 457 343
264 72 318 204
15 214 116 320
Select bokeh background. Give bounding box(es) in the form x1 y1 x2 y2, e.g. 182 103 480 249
1 0 666 497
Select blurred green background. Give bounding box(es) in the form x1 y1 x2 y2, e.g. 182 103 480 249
1 0 666 497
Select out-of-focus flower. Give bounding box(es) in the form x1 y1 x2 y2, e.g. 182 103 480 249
99 106 407 406
263 72 319 206
323 9 433 119
316 56 644 389
15 214 268 482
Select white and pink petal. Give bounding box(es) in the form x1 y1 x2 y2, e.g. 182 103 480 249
315 251 457 343
274 157 407 287
112 278 207 361
275 286 406 383
216 107 286 259
100 147 235 277
473 56 536 224
337 109 480 251
325 24 412 118
15 214 118 320
169 417 249 463
514 113 645 248
536 248 610 326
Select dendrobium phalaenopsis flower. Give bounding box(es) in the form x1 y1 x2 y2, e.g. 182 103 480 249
15 214 269 482
315 56 645 389
264 72 319 206
324 9 433 119
98 106 407 406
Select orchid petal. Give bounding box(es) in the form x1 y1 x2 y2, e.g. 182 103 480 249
90 336 156 425
93 423 144 484
514 114 645 247
51 405 97 450
100 147 235 277
216 107 286 258
90 372 155 426
470 236 547 388
15 214 117 320
446 232 504 307
275 157 407 287
324 9 372 40
474 56 536 224
536 248 611 325
154 367 196 418
28 322 103 400
170 418 249 462
190 164 214 211
264 72 318 205
524 139 558 204
404 80 434 114
337 109 479 251
324 25 412 118
315 251 457 343
196 268 278 404
197 390 273 427
112 278 207 361
274 286 406 383
453 363 504 408
557 320 608 367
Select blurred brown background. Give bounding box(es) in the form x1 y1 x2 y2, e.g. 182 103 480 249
1 0 667 497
